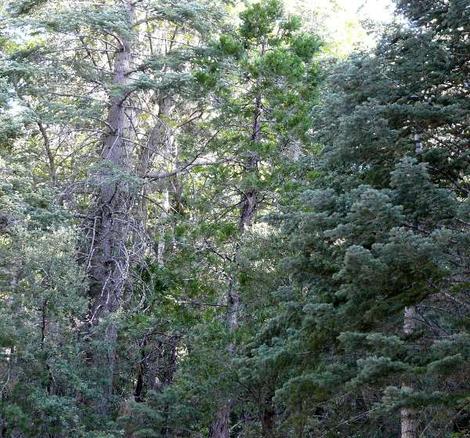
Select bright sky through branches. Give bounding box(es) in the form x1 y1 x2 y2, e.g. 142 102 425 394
344 0 395 22
284 0 396 55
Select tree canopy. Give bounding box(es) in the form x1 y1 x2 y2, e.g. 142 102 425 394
0 0 468 437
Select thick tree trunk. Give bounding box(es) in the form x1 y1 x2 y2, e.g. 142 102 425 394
85 0 135 415
209 404 230 438
401 306 418 438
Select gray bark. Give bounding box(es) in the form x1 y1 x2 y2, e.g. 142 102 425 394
401 407 418 438
133 94 180 407
401 306 418 438
85 0 135 414
136 95 176 261
209 404 230 438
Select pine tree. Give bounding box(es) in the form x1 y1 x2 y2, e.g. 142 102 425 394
1 0 228 432
245 0 469 435
193 1 321 435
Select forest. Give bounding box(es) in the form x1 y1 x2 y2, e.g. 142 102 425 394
0 0 468 436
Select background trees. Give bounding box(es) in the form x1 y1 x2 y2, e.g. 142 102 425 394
0 0 468 437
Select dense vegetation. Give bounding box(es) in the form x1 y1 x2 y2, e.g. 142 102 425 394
0 0 468 436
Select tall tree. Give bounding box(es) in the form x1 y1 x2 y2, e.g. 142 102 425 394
241 0 469 436
2 0 228 431
191 1 321 435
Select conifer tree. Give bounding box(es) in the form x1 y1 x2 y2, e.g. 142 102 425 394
1 0 228 432
193 1 321 435
245 0 469 435
0 0 467 436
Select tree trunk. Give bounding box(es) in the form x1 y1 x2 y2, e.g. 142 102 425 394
209 404 230 438
210 94 263 436
261 405 276 438
401 306 418 438
238 94 261 233
400 135 423 438
133 94 177 401
401 406 417 438
85 0 135 415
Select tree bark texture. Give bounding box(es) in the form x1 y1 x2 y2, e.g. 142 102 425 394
85 0 135 414
401 306 418 438
209 404 230 438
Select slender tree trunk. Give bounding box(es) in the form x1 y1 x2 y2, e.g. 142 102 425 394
400 133 424 438
85 0 135 415
37 122 56 186
210 94 263 437
401 305 418 438
133 94 177 402
155 97 176 263
239 94 261 233
136 95 176 260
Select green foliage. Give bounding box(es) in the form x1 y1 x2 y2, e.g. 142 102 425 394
0 0 468 436
239 0 283 40
235 0 469 435
0 159 89 436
